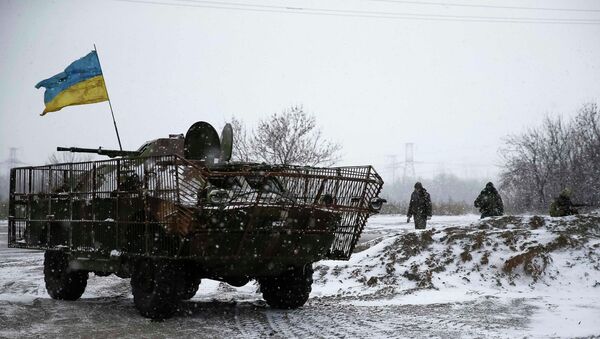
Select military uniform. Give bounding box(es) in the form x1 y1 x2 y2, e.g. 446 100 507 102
407 182 432 230
549 191 578 217
474 182 504 219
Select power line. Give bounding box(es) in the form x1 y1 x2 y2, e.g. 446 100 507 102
367 0 600 13
171 0 600 22
115 0 600 24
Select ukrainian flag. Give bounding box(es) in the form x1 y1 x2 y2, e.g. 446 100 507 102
35 51 108 116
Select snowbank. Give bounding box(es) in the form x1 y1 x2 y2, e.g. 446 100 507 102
311 214 600 336
314 214 600 298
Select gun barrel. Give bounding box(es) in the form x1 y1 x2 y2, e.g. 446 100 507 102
57 147 140 158
573 203 592 207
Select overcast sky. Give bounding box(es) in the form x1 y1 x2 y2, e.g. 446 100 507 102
1 0 599 181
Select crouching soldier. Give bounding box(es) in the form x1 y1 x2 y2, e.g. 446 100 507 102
474 182 504 219
549 189 579 217
407 182 432 230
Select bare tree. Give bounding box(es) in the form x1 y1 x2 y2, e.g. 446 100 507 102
47 152 93 164
230 116 254 162
231 106 342 166
500 103 600 212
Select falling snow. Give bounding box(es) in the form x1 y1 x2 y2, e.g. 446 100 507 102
1 214 599 337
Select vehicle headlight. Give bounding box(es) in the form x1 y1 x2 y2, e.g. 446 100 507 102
208 189 229 204
369 198 387 211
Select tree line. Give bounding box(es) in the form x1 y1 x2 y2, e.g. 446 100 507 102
499 103 599 212
1 103 597 218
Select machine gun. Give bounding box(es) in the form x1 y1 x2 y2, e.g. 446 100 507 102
57 147 140 158
572 203 596 208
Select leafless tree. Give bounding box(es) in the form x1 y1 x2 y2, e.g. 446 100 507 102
230 116 254 162
231 106 342 166
47 152 93 164
499 103 600 212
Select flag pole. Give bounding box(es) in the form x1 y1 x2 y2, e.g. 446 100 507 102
93 44 123 151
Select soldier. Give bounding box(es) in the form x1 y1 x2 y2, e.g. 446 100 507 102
407 182 432 230
474 182 504 219
549 189 578 217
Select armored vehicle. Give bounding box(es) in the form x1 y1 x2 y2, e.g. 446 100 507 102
8 121 385 319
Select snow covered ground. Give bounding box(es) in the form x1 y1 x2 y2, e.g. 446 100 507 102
1 214 599 338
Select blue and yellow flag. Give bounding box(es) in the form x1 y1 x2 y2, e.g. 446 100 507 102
35 51 108 116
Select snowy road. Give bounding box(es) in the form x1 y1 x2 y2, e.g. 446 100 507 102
1 216 599 338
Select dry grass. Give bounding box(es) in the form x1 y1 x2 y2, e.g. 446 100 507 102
503 234 578 281
500 231 517 246
387 230 434 261
357 214 599 292
460 246 472 262
503 245 550 281
402 263 434 288
480 251 490 265
529 216 545 229
366 276 378 286
441 227 470 243
481 216 523 229
471 231 486 250
421 229 434 243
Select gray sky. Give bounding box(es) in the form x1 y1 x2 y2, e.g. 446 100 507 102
1 0 599 181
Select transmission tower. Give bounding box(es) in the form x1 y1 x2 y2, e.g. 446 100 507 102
402 143 416 182
9 148 18 169
0 147 25 176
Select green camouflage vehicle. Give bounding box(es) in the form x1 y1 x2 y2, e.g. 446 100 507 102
8 121 385 319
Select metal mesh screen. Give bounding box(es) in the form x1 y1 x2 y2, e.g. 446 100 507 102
8 155 383 259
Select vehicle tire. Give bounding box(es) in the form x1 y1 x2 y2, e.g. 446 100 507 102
176 269 201 300
131 259 178 319
260 264 313 309
44 250 88 301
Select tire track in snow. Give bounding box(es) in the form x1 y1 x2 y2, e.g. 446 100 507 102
263 302 398 338
266 310 298 338
234 305 274 338
234 306 251 338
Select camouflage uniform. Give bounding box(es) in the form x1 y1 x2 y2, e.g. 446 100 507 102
407 182 432 230
474 182 504 219
549 191 578 217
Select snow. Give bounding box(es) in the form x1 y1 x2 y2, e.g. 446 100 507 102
529 294 600 337
311 213 600 336
1 214 600 337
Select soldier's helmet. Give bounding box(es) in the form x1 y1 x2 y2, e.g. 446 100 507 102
486 182 494 188
560 188 572 197
414 182 423 190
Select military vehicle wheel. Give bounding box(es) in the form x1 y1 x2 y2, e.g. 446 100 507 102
177 281 199 300
260 264 313 309
176 269 201 300
131 259 178 319
44 250 88 301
